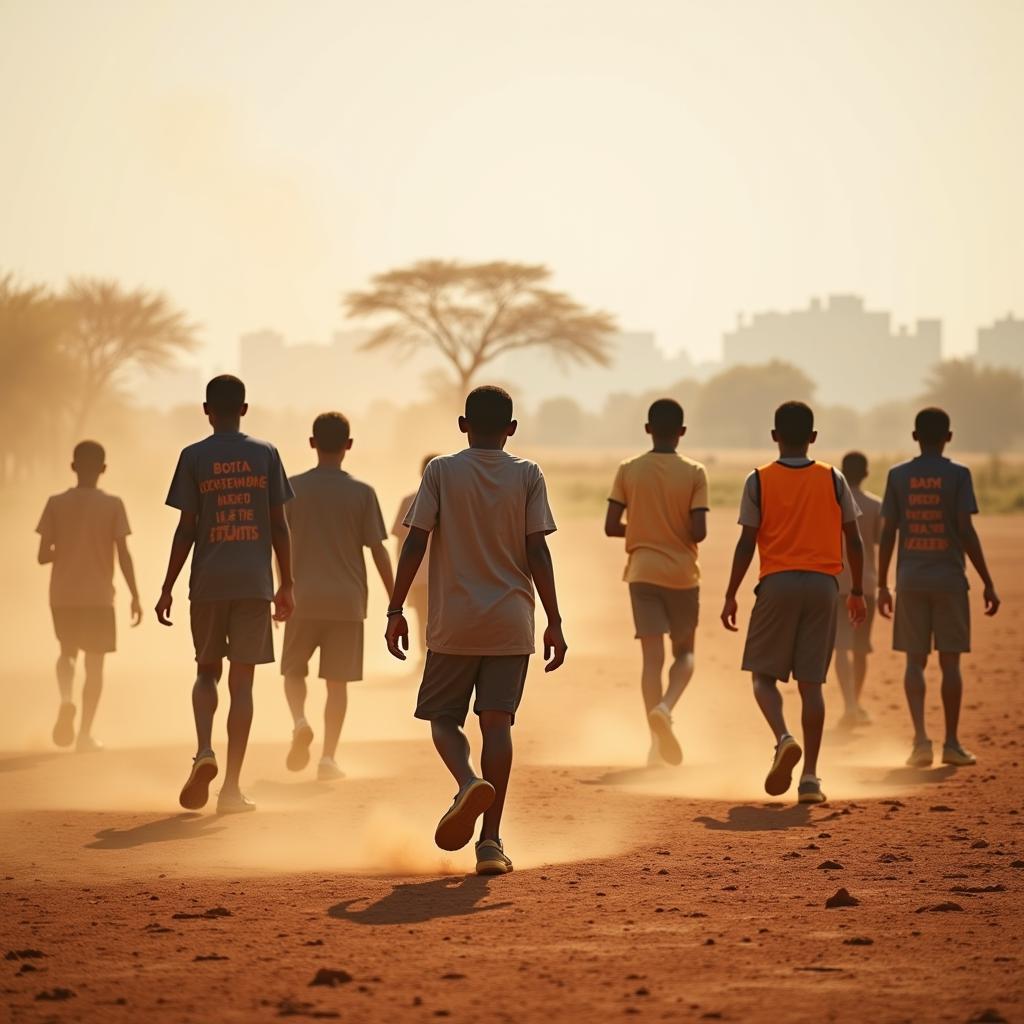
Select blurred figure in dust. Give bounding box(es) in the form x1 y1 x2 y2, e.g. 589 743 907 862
833 451 882 729
36 440 142 752
281 412 394 781
391 453 439 661
604 399 708 767
385 386 567 875
156 375 294 814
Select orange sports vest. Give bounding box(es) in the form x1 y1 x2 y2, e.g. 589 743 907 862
756 461 843 579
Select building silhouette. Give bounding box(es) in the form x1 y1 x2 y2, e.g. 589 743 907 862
976 314 1024 374
722 295 941 404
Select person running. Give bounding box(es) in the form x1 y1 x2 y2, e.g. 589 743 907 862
282 412 394 781
385 386 567 875
877 407 1000 768
156 375 294 814
36 440 141 752
834 451 882 729
605 398 708 766
391 453 439 661
721 401 866 804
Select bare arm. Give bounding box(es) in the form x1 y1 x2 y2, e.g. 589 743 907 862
385 528 429 660
155 511 197 626
369 540 395 598
526 531 567 671
37 537 54 565
959 510 1000 615
721 525 758 631
116 537 142 626
604 500 627 538
690 508 708 544
877 517 898 618
269 505 294 621
842 520 867 625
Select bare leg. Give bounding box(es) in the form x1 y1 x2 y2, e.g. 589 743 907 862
639 635 665 713
478 710 513 842
797 681 825 777
322 680 348 760
752 674 789 741
903 653 929 745
663 649 694 711
834 649 857 717
192 662 221 757
223 662 255 794
283 674 308 726
56 645 75 705
79 652 104 739
853 651 869 702
430 717 476 791
938 652 963 746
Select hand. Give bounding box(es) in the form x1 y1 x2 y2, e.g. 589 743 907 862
877 586 893 619
385 613 409 660
721 595 739 632
983 584 1001 617
273 583 294 622
155 588 173 626
543 620 567 672
130 595 143 627
847 593 867 626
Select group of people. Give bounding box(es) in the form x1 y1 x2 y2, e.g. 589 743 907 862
36 376 1000 876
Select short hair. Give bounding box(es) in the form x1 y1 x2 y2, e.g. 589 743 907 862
312 411 351 452
841 450 869 484
647 398 684 435
774 401 815 445
72 439 105 470
421 453 439 474
206 374 246 414
915 406 951 445
465 385 513 434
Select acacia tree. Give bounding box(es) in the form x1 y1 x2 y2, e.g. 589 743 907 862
344 260 616 392
62 277 198 432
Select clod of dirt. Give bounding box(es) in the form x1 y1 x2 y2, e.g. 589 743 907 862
440 973 465 980
18 963 39 973
969 1011 1008 1023
929 805 955 812
303 940 325 946
843 937 874 945
950 885 1006 894
194 954 229 961
971 840 989 849
825 888 859 909
1009 860 1024 869
35 988 75 1001
916 902 964 913
309 968 353 987
172 907 232 920
817 861 844 870
5 949 46 960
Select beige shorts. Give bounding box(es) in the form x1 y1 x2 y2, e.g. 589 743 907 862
629 583 699 651
52 607 116 654
281 619 364 681
190 599 274 665
415 652 530 726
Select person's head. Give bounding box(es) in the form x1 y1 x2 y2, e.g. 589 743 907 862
771 400 817 451
309 411 352 460
71 439 105 483
913 406 952 450
459 385 517 445
204 374 248 422
841 450 869 486
645 398 686 446
421 453 439 474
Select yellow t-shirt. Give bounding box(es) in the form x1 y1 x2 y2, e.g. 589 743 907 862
609 451 709 589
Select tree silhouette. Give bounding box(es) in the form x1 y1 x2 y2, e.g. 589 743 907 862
63 277 198 432
344 260 616 392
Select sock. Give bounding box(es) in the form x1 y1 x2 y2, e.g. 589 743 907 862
294 716 309 731
319 755 335 765
655 701 671 717
778 731 794 744
799 772 818 784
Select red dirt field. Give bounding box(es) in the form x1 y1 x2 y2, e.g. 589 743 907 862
2 517 1022 1024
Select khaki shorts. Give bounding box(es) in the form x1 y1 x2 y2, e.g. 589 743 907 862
52 607 116 654
415 652 530 726
834 594 876 654
742 571 838 684
190 599 274 665
629 583 699 651
894 589 970 654
281 619 363 681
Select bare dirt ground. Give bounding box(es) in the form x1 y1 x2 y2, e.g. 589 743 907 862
2 514 1022 1024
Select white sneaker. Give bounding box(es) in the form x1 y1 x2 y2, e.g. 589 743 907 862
317 757 346 782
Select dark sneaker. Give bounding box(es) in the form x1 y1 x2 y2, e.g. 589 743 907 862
179 754 218 810
941 743 976 766
434 778 495 851
286 723 314 772
53 702 76 748
216 790 256 815
647 706 683 765
765 735 802 796
797 777 827 804
905 741 934 768
475 838 513 875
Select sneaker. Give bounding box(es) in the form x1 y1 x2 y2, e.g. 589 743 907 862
75 735 104 754
941 743 977 767
286 723 314 772
317 757 346 781
53 702 76 748
647 705 683 765
905 741 934 768
797 777 827 804
216 790 256 815
475 838 513 875
765 735 803 796
434 778 496 852
179 753 218 810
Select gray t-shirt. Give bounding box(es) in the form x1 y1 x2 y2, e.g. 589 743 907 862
881 454 978 591
838 487 881 594
738 458 860 527
404 448 557 656
287 468 387 621
166 431 292 603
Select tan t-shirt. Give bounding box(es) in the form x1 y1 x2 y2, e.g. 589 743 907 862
838 486 881 594
391 492 429 593
403 449 557 656
608 451 709 590
36 488 131 608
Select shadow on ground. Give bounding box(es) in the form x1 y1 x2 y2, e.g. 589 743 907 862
328 876 511 925
694 804 813 831
86 813 226 849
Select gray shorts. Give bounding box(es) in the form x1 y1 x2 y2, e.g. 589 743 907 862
52 607 116 654
742 571 838 684
190 599 274 665
415 652 530 726
894 589 970 654
281 619 363 681
629 583 699 651
835 594 876 654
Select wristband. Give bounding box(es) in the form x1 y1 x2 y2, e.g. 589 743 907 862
386 607 404 617
850 589 863 597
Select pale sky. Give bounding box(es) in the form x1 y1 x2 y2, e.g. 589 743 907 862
2 0 1022 373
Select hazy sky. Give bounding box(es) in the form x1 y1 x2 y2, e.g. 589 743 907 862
2 0 1022 372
